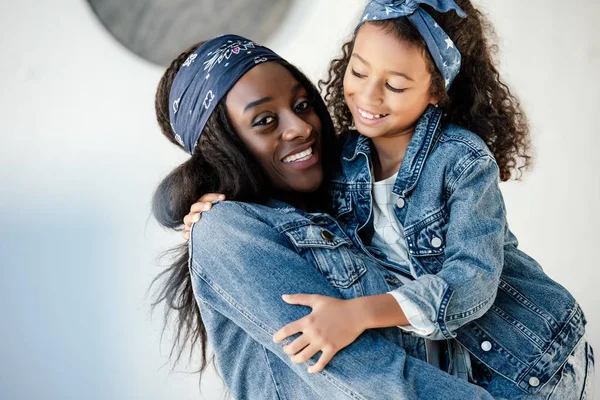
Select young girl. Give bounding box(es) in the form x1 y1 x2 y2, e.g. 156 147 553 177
185 1 594 398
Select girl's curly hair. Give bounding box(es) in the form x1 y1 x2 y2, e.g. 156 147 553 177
319 0 532 181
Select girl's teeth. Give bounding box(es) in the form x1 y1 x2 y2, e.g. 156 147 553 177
358 108 386 120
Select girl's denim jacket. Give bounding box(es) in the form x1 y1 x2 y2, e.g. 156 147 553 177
327 105 586 394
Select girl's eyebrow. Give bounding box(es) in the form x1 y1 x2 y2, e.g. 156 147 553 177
243 83 303 113
351 52 415 81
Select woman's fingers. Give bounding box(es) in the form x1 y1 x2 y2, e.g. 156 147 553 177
291 343 321 364
283 334 310 355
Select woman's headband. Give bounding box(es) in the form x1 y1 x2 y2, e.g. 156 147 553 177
168 34 284 154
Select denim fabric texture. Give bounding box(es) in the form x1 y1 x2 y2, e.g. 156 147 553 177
189 201 497 399
328 104 589 396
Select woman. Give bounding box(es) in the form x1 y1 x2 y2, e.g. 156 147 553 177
152 34 494 399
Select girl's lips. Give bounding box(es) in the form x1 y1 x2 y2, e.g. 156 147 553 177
355 105 389 126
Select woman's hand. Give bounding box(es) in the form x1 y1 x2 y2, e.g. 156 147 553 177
182 193 226 240
273 294 367 374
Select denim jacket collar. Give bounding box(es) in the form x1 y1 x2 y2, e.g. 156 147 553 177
343 105 443 196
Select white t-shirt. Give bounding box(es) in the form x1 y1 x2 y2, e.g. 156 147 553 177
371 172 472 380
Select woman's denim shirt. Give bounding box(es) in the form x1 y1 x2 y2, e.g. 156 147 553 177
328 105 586 394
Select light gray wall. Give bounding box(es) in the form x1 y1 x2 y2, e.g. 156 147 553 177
1 0 598 398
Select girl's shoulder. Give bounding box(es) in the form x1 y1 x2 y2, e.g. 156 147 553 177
436 123 494 160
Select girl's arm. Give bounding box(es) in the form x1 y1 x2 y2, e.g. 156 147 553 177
387 155 505 340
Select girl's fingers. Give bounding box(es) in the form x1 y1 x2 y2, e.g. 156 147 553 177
273 320 303 343
183 231 190 241
308 349 335 373
291 343 321 364
190 202 211 213
197 193 226 203
282 293 319 306
283 334 310 355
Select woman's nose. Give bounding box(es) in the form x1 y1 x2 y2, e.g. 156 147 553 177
281 114 312 141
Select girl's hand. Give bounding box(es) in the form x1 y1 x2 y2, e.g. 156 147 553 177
273 294 366 374
182 193 226 240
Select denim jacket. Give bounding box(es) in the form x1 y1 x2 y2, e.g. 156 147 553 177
327 105 586 394
188 200 497 399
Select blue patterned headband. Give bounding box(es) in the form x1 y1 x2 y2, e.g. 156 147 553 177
356 0 466 90
168 34 284 154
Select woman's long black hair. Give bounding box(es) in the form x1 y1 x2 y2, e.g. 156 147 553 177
151 42 335 377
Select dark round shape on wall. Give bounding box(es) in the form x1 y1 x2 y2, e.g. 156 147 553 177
87 0 293 66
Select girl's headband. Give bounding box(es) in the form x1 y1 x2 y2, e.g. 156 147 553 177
356 0 466 90
168 34 284 154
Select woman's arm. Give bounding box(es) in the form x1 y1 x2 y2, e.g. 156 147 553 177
190 201 494 400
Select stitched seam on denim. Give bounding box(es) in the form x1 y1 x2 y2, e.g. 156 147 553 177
191 261 276 337
437 286 455 338
191 260 367 400
437 132 491 158
446 292 496 322
402 109 442 195
447 154 494 194
261 346 284 400
498 279 559 327
403 206 445 235
518 306 584 389
489 305 546 349
460 322 529 385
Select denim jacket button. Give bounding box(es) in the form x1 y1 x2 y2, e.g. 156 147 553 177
528 377 540 387
481 341 492 351
396 197 405 209
321 230 334 242
431 237 442 248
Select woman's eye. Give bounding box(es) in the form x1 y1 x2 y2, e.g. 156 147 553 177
294 99 312 113
386 83 406 93
254 116 275 126
351 68 365 78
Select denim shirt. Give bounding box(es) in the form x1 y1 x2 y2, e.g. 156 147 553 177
327 105 586 394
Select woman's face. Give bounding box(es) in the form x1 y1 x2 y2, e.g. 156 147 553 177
344 22 437 139
226 62 323 193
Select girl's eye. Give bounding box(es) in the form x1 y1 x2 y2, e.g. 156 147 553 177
294 99 312 113
351 68 366 78
386 83 406 93
253 116 275 126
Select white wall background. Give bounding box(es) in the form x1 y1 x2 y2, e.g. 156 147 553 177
0 0 598 398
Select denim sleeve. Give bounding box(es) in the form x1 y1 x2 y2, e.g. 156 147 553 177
188 201 495 399
391 156 505 340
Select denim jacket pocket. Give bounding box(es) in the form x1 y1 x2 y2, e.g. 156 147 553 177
284 224 366 288
405 208 448 275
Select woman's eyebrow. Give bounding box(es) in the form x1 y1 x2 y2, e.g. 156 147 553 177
243 83 304 113
244 97 272 113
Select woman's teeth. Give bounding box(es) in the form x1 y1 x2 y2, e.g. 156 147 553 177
358 107 388 120
283 147 313 163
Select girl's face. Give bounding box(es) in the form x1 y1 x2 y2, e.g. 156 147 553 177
344 22 438 139
226 62 324 193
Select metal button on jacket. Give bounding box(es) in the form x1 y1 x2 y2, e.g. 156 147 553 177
396 197 405 209
528 377 540 387
321 230 333 242
481 341 492 352
431 237 443 248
